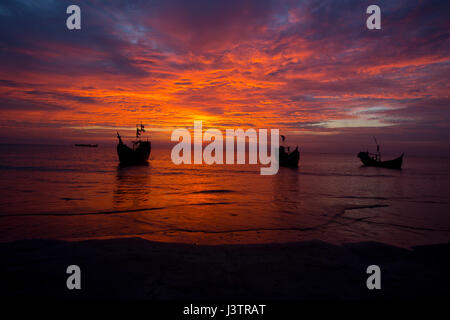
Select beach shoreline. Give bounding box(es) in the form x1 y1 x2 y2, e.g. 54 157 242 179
1 237 448 300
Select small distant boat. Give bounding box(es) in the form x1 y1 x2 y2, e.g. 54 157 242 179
357 137 404 169
116 124 151 165
279 135 300 168
75 144 98 148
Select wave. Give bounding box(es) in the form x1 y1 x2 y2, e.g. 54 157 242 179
0 201 236 218
335 195 450 204
190 189 235 194
0 164 112 174
343 204 389 210
95 203 450 237
340 205 450 232
0 165 79 172
298 171 396 178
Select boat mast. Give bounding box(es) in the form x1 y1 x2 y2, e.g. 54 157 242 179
135 122 146 142
373 136 381 161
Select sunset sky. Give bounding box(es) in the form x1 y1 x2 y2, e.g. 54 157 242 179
0 0 449 155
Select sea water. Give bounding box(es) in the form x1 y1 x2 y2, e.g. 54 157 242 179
0 144 449 247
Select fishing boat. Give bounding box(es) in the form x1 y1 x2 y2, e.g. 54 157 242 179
75 143 98 147
280 146 300 168
116 124 151 165
279 135 300 168
357 137 403 169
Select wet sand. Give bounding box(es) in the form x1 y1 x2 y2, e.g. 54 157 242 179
1 237 449 300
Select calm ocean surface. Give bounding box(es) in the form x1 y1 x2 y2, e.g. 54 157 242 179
0 144 449 247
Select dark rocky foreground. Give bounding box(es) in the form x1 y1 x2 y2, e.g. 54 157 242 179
0 237 448 300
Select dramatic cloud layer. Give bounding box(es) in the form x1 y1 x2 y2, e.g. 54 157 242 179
0 0 449 154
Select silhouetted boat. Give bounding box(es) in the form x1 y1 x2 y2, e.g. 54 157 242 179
357 137 403 169
75 143 98 147
357 152 404 169
279 145 300 168
116 124 151 165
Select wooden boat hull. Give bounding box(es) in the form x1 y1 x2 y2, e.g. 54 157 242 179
280 149 300 168
357 152 403 169
117 141 151 165
75 144 98 148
